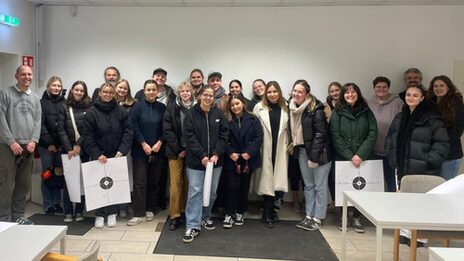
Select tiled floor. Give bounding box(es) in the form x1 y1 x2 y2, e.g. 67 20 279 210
25 202 461 261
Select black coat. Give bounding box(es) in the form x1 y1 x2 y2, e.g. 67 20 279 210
82 99 133 159
163 100 193 159
57 101 92 152
183 103 229 170
301 99 333 165
385 104 450 178
39 91 65 147
223 111 263 172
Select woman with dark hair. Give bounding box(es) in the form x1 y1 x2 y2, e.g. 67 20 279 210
289 80 333 231
82 83 133 229
367 76 403 192
330 83 378 233
249 79 266 111
222 95 263 228
253 81 289 229
127 80 166 226
39 76 66 215
190 69 205 98
427 75 464 180
385 84 449 245
182 85 229 243
163 82 196 230
57 80 92 222
229 79 253 111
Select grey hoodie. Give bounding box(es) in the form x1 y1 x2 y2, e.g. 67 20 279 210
367 93 403 155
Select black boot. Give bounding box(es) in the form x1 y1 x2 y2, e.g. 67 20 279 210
262 207 274 229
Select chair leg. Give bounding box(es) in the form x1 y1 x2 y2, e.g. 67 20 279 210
410 230 418 261
393 229 400 261
444 239 450 247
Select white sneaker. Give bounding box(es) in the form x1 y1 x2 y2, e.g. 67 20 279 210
127 217 144 226
107 214 117 227
146 211 155 221
95 216 104 229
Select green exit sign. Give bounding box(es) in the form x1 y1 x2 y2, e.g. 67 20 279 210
0 14 20 27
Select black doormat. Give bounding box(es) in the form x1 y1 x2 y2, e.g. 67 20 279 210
28 214 94 236
154 218 338 261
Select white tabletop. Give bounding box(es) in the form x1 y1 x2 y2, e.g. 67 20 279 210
0 224 67 261
343 191 464 230
429 247 464 261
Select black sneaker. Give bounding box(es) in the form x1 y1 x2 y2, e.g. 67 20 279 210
201 219 215 230
296 217 314 231
352 217 365 233
235 213 244 226
337 219 351 231
182 228 199 243
45 206 55 215
16 217 34 225
168 218 180 231
222 215 234 229
54 205 64 215
273 199 282 212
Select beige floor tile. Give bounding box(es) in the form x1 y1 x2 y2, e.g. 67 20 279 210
324 236 357 251
121 230 160 241
99 240 150 253
349 238 394 251
174 256 237 261
82 228 126 240
109 253 173 261
334 250 395 261
119 220 160 231
51 239 93 252
238 258 291 261
146 241 157 254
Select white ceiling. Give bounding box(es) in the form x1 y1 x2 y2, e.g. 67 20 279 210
25 0 464 7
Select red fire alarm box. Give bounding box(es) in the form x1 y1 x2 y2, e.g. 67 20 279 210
22 55 34 67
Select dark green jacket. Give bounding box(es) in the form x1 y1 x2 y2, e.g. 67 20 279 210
329 105 378 161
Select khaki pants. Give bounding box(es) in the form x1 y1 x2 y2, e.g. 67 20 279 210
168 158 188 219
0 144 33 221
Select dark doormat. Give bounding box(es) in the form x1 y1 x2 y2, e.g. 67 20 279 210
154 218 338 261
28 214 94 236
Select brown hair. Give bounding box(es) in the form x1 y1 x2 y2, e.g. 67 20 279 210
262 81 288 112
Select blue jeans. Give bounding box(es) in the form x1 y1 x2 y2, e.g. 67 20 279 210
38 146 62 210
375 154 397 192
185 166 222 230
298 149 331 220
441 158 462 181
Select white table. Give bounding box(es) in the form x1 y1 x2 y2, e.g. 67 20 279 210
340 191 464 261
0 224 67 261
429 247 464 261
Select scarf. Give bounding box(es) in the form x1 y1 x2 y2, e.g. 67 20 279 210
157 86 168 105
289 97 312 146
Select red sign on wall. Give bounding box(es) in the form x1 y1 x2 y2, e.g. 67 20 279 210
22 56 34 67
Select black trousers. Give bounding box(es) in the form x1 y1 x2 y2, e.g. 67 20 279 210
225 168 253 215
132 157 164 217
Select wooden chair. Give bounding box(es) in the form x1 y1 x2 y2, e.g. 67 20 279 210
41 240 102 261
392 175 464 261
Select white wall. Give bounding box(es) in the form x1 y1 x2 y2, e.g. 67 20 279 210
0 0 37 90
42 5 464 99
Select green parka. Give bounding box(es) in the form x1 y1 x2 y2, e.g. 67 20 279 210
329 104 378 161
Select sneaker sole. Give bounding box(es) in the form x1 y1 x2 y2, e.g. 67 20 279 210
222 224 233 229
64 219 73 223
75 218 84 222
235 222 244 226
354 228 365 233
296 224 316 231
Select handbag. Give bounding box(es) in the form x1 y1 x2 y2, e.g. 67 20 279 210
41 156 64 190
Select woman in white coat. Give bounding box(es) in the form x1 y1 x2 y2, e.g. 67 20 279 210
253 81 289 229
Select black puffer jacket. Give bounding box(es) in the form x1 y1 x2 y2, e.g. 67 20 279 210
82 98 133 159
163 100 194 159
183 103 229 170
39 90 65 147
302 99 333 165
385 103 450 178
57 101 92 152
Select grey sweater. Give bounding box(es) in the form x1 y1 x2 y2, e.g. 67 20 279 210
0 85 41 145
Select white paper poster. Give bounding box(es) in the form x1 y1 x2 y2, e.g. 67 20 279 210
61 155 84 203
81 156 131 211
428 174 464 195
335 160 384 206
203 162 214 207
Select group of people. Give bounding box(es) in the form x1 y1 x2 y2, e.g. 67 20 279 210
0 65 462 246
